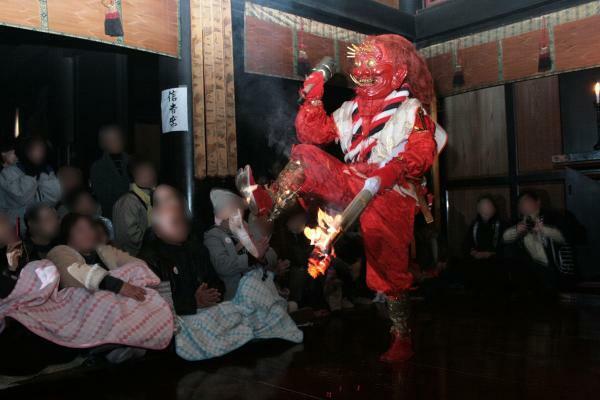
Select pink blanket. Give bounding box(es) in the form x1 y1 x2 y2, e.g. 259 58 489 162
0 260 174 350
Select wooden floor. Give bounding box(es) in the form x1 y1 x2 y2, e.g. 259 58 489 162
3 295 600 399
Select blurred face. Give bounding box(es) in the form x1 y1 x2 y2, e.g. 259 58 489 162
58 167 83 195
27 141 46 165
477 199 496 222
133 164 157 189
253 215 273 237
30 207 59 241
101 130 124 154
217 200 245 223
73 193 98 216
1 150 17 166
154 206 189 244
68 218 98 253
153 185 180 208
286 213 306 234
518 196 540 217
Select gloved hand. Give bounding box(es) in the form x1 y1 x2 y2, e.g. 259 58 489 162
229 209 260 258
299 71 325 101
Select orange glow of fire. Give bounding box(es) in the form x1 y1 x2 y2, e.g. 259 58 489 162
304 208 342 278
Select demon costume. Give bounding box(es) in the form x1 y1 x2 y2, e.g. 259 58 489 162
238 34 446 362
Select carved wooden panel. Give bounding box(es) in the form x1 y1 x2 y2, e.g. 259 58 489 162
444 86 508 180
513 76 562 173
191 0 237 178
447 186 511 257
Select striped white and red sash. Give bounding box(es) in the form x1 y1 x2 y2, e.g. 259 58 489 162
345 89 409 162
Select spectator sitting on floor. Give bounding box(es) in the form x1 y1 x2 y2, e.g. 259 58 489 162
1 138 18 170
248 213 292 307
503 191 569 297
0 203 61 298
90 125 130 220
23 203 60 261
0 213 21 298
47 213 146 301
66 188 114 240
0 136 61 233
56 165 84 217
271 206 313 309
204 189 276 301
113 158 157 256
139 202 224 316
463 195 506 298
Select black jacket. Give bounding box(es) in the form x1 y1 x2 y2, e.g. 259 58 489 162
138 235 224 315
90 152 130 220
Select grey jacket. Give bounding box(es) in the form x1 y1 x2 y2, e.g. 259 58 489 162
204 225 277 300
112 192 149 256
0 164 61 231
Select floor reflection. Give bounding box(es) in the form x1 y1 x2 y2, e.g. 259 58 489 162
4 296 600 399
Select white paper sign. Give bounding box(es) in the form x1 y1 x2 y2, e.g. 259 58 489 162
161 87 188 133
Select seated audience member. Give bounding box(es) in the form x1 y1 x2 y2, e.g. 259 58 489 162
0 136 61 232
463 195 506 297
503 191 568 295
56 165 84 217
66 188 114 239
0 213 21 298
271 207 312 307
47 213 146 301
139 203 223 315
204 189 276 300
90 125 130 220
23 203 60 261
113 159 157 255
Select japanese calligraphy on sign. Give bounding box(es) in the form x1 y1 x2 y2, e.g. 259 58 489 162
161 87 188 133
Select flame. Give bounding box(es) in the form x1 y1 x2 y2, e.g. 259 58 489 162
303 208 342 278
595 82 600 96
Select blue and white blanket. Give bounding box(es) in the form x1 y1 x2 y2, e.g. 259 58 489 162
174 269 303 361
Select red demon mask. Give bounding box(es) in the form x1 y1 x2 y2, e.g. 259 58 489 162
347 35 433 105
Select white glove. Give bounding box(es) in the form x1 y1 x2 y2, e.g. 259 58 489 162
229 209 259 258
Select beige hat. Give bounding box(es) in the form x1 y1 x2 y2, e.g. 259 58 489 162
210 189 245 221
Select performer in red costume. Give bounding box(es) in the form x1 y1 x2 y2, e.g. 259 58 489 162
237 34 446 362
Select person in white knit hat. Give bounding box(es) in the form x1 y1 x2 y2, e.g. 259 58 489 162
204 188 277 300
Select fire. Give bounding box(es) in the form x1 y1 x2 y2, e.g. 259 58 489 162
303 208 342 278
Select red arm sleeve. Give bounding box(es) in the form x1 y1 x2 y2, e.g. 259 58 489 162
373 108 437 190
295 103 338 145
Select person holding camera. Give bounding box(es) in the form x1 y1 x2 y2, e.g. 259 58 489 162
503 191 568 298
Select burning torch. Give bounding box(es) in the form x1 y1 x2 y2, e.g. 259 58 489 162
304 177 380 278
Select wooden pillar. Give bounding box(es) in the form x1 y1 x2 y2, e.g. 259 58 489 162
190 0 237 179
159 0 195 214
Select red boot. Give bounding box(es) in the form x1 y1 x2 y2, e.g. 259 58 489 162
379 331 414 363
380 293 413 363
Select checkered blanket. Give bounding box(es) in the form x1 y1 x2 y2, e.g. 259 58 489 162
175 269 303 361
0 260 174 350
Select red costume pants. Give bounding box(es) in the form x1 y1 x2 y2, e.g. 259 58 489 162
291 144 415 295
